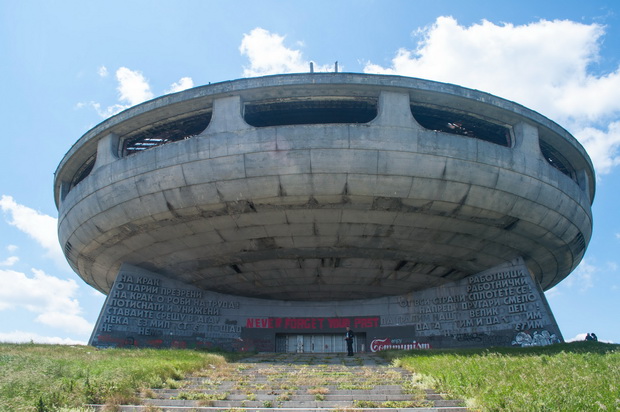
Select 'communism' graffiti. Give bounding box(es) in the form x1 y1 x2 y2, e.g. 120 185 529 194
370 338 431 352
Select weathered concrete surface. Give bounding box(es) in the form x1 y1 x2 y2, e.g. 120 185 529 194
90 257 561 351
55 75 593 300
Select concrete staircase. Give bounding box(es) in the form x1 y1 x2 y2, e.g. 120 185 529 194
91 352 468 411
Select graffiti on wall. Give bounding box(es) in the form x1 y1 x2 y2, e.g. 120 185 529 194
448 332 510 346
245 316 380 330
511 330 560 347
370 338 431 352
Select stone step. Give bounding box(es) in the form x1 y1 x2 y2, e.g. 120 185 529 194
144 399 424 409
118 399 466 410
91 406 469 412
224 394 417 401
142 393 463 405
148 391 417 399
87 353 469 411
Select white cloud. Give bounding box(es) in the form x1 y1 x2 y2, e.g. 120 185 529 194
166 77 194 94
571 121 620 175
81 67 155 118
548 259 599 297
0 256 18 266
0 330 85 345
562 259 596 292
364 17 620 175
1 244 19 266
116 67 154 106
79 100 126 118
566 332 613 344
239 27 334 77
566 333 588 342
35 311 93 335
83 67 194 118
0 195 64 266
98 65 108 77
544 286 560 300
0 268 92 336
240 28 306 76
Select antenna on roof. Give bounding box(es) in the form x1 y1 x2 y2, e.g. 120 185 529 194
310 62 314 73
335 61 338 73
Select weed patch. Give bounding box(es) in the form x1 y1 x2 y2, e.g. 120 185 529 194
381 341 620 411
0 343 230 411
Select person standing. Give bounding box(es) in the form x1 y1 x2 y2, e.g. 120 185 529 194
345 327 355 356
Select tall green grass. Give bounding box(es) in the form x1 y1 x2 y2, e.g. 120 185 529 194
383 341 620 411
0 343 234 411
3 341 618 411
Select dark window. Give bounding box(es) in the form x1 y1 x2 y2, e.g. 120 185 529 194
411 105 511 147
123 113 212 156
70 153 96 188
539 139 576 179
244 99 377 127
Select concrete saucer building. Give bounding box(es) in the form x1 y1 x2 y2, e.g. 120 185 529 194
54 73 594 351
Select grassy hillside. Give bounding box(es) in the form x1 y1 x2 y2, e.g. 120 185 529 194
1 341 617 411
0 343 238 411
381 341 620 411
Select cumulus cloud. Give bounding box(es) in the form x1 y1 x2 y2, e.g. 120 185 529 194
572 121 620 174
82 67 194 118
81 67 154 118
0 195 64 266
165 76 194 94
0 256 18 266
0 330 85 345
2 244 20 266
77 66 153 118
0 268 92 336
364 17 620 175
116 67 153 106
239 27 333 77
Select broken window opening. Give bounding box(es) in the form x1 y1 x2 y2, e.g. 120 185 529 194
70 153 96 189
244 99 377 127
410 105 511 147
123 112 212 156
539 139 576 180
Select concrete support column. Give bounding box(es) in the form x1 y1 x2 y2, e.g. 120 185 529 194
576 169 590 197
93 133 120 171
205 95 251 134
58 181 71 205
513 122 542 158
372 91 420 129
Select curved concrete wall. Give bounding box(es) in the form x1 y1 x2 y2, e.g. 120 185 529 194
55 74 594 300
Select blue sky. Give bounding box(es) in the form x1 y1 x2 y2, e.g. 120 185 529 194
1 0 619 345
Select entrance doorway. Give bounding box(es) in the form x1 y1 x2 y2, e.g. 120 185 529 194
275 333 366 353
